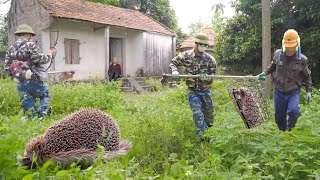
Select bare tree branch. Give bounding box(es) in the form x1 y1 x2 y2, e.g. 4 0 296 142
1 0 11 4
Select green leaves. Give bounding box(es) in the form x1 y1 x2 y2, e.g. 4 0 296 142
215 0 320 84
0 79 320 179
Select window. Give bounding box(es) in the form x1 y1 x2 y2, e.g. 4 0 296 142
64 38 80 64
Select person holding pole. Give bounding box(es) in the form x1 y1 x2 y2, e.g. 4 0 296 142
169 33 217 139
257 29 312 131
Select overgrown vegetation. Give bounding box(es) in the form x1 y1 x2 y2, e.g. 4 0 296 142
0 78 320 179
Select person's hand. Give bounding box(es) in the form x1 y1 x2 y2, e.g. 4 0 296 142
306 92 312 104
257 72 266 81
49 47 57 57
172 71 180 81
25 69 33 80
199 73 208 80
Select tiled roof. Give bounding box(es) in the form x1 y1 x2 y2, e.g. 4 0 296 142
39 0 175 36
178 36 195 49
178 27 217 49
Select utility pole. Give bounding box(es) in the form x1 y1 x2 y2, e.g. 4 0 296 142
262 0 271 98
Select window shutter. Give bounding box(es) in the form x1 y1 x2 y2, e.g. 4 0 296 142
72 39 80 64
64 39 80 64
64 39 72 64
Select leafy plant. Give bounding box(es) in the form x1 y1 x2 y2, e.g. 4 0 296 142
0 79 319 179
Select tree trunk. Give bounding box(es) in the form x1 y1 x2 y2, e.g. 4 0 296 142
262 0 272 98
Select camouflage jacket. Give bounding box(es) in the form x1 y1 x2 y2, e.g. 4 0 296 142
4 37 53 71
169 49 217 91
265 49 312 93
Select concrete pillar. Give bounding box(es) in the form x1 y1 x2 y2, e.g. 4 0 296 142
104 26 110 79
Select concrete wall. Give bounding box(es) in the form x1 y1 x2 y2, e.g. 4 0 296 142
43 20 106 80
109 27 144 77
7 0 175 80
7 0 52 47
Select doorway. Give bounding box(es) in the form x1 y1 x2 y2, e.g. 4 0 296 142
109 38 123 69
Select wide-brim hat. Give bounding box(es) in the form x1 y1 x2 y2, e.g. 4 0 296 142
194 33 210 45
14 24 36 36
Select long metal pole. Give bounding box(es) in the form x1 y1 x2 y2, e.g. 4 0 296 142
162 74 258 79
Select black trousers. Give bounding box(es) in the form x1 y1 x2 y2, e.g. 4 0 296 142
109 72 120 82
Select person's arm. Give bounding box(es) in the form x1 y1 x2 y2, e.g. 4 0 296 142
264 61 276 75
169 52 185 73
302 59 312 93
4 45 15 72
264 51 279 75
208 57 217 75
117 64 121 75
28 42 54 65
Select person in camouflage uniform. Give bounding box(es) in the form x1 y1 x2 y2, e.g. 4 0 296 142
4 24 57 120
258 29 312 131
169 33 217 138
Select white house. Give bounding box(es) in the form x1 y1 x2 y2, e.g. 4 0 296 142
7 0 176 80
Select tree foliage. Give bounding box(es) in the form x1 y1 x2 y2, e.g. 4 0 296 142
215 0 262 75
215 0 320 85
175 27 187 47
211 2 225 33
0 15 8 52
187 19 206 37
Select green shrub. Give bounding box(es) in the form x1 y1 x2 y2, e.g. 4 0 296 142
0 79 319 179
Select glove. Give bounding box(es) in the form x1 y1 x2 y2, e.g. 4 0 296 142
306 92 312 104
25 69 33 80
172 71 180 81
257 72 266 81
199 73 208 80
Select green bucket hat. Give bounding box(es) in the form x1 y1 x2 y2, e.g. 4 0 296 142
14 24 36 36
194 33 209 45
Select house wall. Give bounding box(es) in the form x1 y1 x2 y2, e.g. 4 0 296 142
42 22 174 80
42 20 106 80
107 30 175 77
144 33 174 76
7 0 52 47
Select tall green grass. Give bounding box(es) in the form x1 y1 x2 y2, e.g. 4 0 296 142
0 78 319 179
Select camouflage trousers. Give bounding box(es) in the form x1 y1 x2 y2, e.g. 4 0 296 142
17 80 51 119
187 88 214 136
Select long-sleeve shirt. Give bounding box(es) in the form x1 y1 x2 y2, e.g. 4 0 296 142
264 49 312 93
5 37 53 71
108 63 121 76
169 49 217 91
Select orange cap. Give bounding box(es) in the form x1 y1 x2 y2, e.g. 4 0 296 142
283 29 299 48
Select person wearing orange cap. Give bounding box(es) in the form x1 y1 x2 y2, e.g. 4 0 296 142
257 29 312 131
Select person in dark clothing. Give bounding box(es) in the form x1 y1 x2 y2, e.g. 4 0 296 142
257 29 312 132
108 57 122 82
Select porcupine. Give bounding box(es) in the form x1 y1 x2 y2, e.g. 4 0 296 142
239 88 262 127
21 108 132 169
